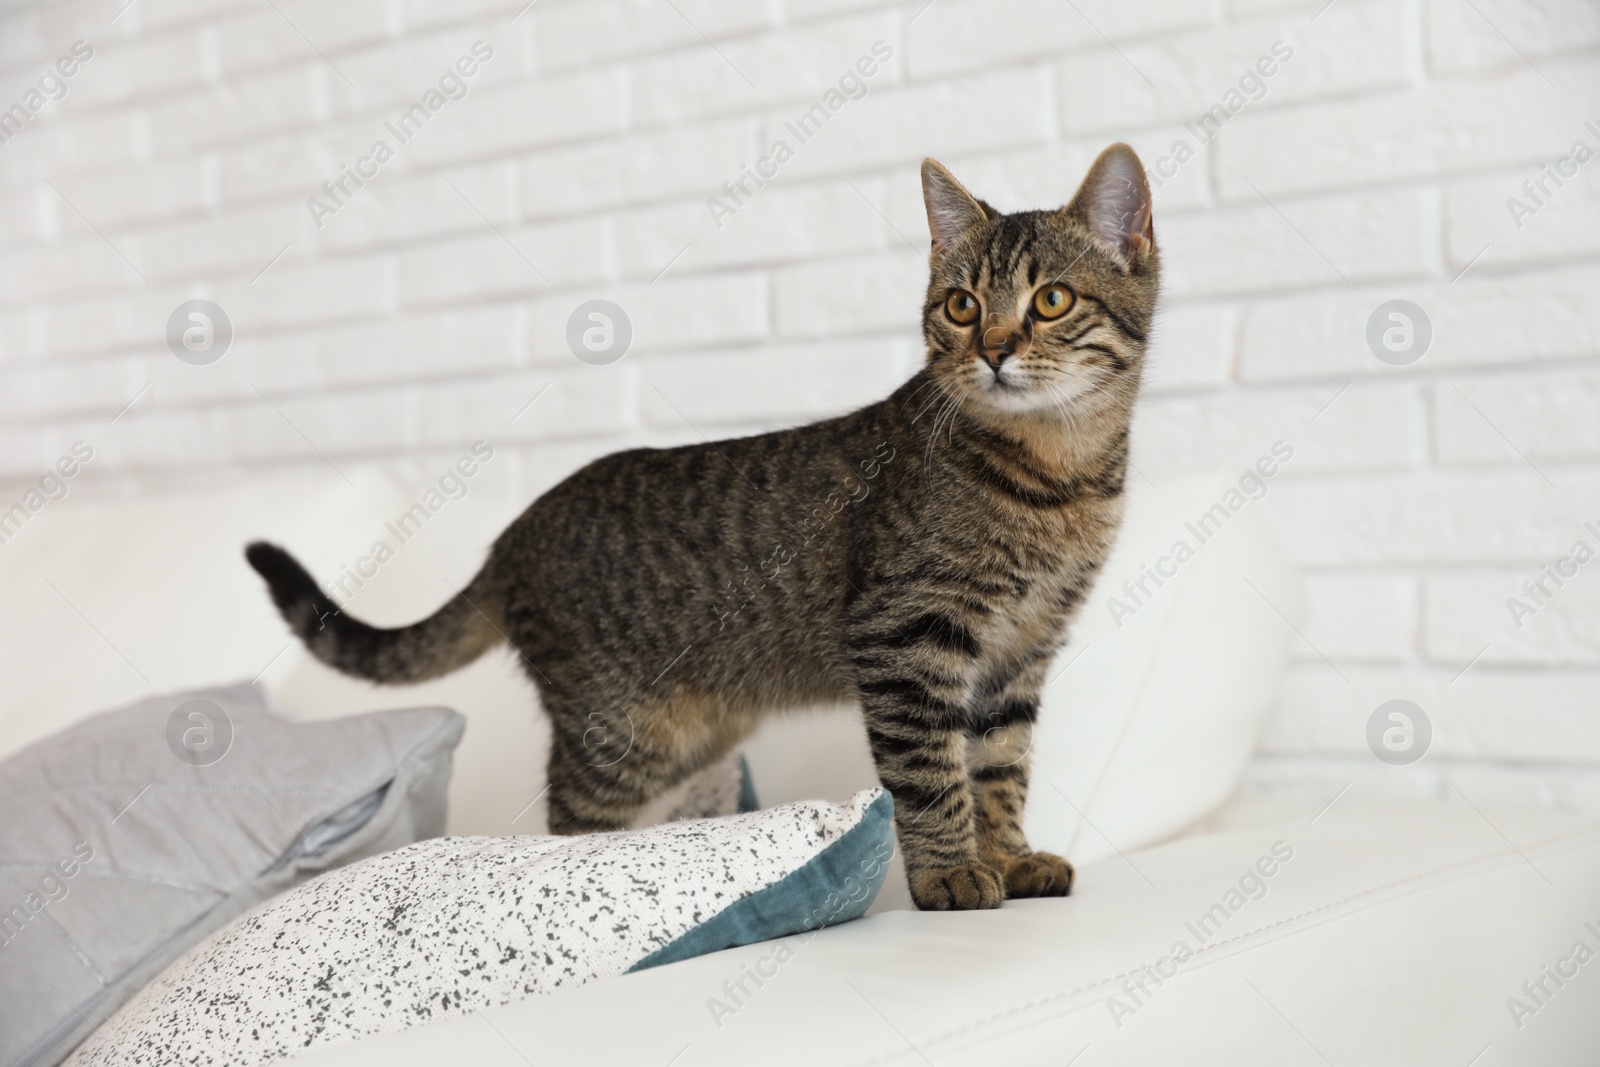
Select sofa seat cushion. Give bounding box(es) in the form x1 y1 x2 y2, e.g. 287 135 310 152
286 798 1600 1066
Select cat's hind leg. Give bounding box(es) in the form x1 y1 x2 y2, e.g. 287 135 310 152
543 702 656 834
542 691 751 835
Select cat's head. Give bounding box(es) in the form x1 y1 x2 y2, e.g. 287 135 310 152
919 144 1159 419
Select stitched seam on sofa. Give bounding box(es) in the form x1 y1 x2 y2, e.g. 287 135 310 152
842 825 1600 1067
1066 827 1600 997
922 827 1600 1058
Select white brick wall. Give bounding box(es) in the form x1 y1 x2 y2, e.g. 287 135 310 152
2 0 1598 816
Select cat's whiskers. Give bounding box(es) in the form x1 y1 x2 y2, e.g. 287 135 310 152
941 380 968 445
944 394 969 456
907 375 948 424
918 378 955 480
1047 383 1087 448
921 380 968 489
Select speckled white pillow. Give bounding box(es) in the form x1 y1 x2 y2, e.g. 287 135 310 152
68 789 894 1067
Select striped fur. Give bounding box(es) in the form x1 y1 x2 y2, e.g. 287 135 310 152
247 144 1159 910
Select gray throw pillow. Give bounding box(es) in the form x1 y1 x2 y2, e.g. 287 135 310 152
0 684 464 1067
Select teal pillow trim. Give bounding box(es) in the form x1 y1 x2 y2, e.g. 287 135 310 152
736 755 759 813
628 790 894 973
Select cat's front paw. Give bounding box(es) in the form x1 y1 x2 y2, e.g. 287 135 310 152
909 863 1005 911
1003 851 1075 898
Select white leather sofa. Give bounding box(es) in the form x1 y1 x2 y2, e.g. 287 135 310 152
2 470 1596 1063
299 798 1600 1066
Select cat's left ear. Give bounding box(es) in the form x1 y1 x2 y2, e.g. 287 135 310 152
921 159 995 259
1063 143 1154 267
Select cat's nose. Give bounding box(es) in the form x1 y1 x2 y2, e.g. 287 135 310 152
980 325 1022 371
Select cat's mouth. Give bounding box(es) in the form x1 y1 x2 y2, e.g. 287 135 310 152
971 355 1040 395
971 355 1025 391
964 361 1102 416
966 367 1053 414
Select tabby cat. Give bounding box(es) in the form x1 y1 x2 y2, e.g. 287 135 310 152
247 143 1159 911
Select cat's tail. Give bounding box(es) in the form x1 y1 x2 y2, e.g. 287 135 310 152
244 541 503 684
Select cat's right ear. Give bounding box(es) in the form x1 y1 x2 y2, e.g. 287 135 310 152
921 159 993 259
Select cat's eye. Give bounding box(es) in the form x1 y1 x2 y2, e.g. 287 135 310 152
945 290 980 325
1032 284 1075 320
